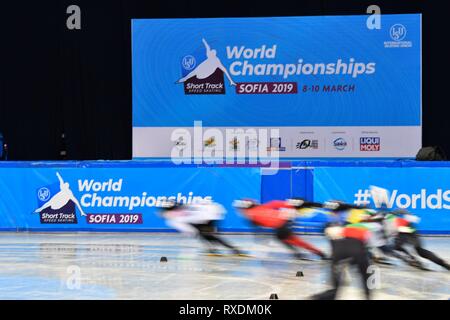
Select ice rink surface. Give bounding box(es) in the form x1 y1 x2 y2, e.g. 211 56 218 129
0 232 448 300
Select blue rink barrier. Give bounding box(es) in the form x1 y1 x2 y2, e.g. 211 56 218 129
0 160 449 234
261 160 450 234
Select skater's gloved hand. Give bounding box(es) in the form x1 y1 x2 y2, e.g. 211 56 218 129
398 226 415 233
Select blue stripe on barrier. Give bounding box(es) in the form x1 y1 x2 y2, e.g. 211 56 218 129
1 160 450 168
0 228 447 235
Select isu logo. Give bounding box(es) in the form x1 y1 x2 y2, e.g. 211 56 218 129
390 24 407 42
360 137 380 151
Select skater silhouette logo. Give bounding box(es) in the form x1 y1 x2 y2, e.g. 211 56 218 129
177 38 236 94
35 172 85 224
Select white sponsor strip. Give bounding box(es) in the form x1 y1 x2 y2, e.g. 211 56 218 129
133 126 421 158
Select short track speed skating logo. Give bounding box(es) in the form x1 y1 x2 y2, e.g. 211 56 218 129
176 38 236 94
35 172 85 224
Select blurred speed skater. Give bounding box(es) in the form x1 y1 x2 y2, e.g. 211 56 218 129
233 198 326 259
158 200 244 256
370 186 450 271
322 200 405 266
312 221 373 300
387 209 450 271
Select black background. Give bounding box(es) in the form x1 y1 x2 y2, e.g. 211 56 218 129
0 0 447 160
0 300 441 317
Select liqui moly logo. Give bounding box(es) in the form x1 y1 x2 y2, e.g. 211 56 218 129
360 137 380 151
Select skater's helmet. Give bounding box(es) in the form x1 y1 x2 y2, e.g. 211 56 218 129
391 209 410 216
286 198 305 208
158 199 182 211
232 199 257 209
323 200 344 211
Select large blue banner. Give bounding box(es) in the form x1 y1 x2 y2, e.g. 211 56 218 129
132 14 421 158
313 167 450 233
0 166 260 231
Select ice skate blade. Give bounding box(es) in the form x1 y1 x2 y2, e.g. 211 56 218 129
205 253 224 257
234 253 254 258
